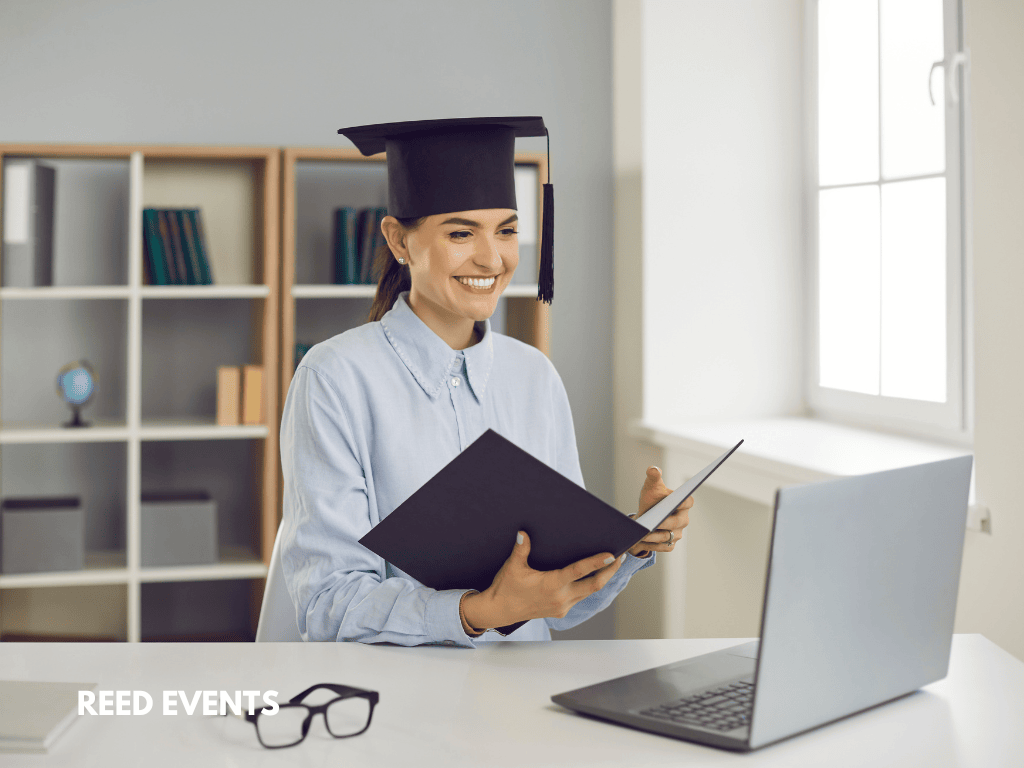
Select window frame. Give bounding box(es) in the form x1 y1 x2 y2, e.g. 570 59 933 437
803 0 973 446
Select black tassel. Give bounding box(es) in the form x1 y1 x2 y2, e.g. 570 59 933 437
538 182 554 304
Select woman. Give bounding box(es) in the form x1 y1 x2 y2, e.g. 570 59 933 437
279 117 693 645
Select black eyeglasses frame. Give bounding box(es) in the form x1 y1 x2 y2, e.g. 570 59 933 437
228 682 380 750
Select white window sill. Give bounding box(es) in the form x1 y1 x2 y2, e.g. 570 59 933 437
628 417 989 532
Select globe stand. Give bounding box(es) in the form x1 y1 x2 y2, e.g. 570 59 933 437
63 404 90 428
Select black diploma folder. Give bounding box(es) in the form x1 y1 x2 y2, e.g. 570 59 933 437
358 429 742 635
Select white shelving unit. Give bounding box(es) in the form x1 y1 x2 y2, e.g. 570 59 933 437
0 144 280 642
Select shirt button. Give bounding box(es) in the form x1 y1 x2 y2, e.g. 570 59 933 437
451 377 460 387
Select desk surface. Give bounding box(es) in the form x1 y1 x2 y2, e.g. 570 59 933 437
1 635 1021 767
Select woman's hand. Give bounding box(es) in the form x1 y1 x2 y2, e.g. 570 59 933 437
461 531 624 631
628 466 694 558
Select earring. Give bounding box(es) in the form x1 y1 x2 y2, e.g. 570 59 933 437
397 258 406 265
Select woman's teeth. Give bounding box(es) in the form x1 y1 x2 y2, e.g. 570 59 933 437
456 276 496 288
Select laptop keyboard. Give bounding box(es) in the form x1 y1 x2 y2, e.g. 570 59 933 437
640 680 754 732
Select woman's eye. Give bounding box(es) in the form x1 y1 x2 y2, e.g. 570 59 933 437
449 231 471 240
500 228 518 236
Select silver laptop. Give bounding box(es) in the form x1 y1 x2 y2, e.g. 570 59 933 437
551 454 973 751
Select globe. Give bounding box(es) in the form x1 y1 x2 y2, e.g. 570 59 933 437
56 360 96 427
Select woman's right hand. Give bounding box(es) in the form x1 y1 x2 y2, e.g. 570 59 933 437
461 531 624 631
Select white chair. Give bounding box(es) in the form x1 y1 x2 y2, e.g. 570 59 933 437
256 524 303 642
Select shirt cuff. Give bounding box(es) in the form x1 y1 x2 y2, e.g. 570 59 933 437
624 549 657 571
425 589 479 648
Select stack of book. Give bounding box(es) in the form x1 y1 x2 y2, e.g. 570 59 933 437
333 206 387 284
0 680 96 754
216 365 264 426
142 208 215 286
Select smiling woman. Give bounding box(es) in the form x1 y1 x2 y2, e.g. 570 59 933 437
277 116 691 647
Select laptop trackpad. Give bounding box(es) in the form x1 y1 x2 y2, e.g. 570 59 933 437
726 640 759 659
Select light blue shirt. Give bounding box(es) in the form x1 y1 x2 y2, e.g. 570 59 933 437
279 291 655 647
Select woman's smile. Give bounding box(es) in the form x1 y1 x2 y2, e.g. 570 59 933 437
454 274 499 292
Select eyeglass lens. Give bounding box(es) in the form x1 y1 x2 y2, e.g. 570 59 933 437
256 704 309 748
255 697 372 747
325 696 372 737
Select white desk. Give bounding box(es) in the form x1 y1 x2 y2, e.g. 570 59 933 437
1 635 1021 767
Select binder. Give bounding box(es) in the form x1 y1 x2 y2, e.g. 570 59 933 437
359 430 742 635
216 366 241 426
1 160 55 287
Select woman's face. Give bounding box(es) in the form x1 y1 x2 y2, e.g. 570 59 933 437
400 208 520 327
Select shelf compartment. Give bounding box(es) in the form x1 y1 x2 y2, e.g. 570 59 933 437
141 298 267 424
0 155 131 289
1 298 128 427
141 157 270 287
140 578 259 642
1 441 127 560
0 582 127 641
140 439 264 565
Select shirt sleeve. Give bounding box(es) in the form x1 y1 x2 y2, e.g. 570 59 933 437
539 358 658 633
279 364 479 647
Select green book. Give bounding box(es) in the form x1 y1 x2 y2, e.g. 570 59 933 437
333 207 358 284
156 210 179 284
357 207 376 284
142 209 169 285
188 209 214 284
178 209 203 285
165 209 190 284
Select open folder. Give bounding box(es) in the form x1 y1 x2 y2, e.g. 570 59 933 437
358 429 742 635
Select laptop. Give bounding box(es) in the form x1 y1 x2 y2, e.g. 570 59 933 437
551 454 973 751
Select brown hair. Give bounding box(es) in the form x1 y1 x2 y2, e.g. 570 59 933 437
367 216 426 322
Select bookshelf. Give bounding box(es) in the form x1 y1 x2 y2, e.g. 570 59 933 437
0 143 280 642
278 147 552 471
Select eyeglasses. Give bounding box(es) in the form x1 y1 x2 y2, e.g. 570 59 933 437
224 683 379 749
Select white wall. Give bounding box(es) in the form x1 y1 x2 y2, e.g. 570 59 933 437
641 0 805 426
954 0 1024 661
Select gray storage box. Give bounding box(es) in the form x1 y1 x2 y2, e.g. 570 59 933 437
1 496 84 574
141 491 218 567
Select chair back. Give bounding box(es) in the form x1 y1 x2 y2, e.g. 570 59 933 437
256 524 303 642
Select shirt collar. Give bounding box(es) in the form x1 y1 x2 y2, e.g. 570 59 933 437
380 292 494 401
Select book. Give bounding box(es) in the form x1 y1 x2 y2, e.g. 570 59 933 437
142 209 168 285
332 207 358 284
356 207 376 284
188 209 214 284
369 207 388 283
216 366 241 426
295 342 313 371
241 364 264 425
156 210 179 284
359 430 742 635
166 208 191 284
0 680 96 754
175 209 201 284
1 160 55 287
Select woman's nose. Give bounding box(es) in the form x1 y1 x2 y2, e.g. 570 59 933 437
474 234 503 270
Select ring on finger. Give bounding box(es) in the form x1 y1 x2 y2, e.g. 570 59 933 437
666 530 675 546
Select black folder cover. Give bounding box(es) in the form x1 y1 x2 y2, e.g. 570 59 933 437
358 429 741 636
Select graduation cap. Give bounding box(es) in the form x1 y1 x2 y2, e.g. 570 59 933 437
337 116 555 304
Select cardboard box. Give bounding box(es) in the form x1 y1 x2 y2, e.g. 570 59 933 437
140 491 217 567
0 496 84 574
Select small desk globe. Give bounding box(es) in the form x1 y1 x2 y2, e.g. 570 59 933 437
56 360 96 428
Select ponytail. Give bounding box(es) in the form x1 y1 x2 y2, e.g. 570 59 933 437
367 216 424 323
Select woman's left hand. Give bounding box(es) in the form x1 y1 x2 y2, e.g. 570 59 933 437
628 466 694 558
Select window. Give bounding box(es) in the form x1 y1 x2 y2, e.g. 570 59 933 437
806 0 970 443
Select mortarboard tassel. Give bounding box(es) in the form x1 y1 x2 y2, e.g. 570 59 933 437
538 183 554 304
538 129 554 304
